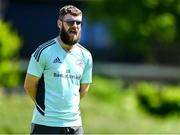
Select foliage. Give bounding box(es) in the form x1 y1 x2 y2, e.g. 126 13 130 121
87 75 123 103
135 82 180 116
0 20 22 89
86 0 180 62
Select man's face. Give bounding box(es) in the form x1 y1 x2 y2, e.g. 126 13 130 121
60 14 82 46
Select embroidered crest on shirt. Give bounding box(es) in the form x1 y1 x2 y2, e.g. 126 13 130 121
75 59 83 68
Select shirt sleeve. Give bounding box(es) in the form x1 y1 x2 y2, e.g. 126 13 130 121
27 51 45 78
80 53 93 84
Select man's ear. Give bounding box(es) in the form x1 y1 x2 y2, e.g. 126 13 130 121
57 19 62 29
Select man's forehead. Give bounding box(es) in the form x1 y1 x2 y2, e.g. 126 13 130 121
63 14 82 20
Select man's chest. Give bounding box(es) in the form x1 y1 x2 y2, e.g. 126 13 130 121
45 53 85 78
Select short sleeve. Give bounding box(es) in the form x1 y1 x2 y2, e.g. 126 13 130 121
80 53 93 84
27 52 45 78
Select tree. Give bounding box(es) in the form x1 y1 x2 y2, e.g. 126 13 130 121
0 20 22 90
86 0 180 63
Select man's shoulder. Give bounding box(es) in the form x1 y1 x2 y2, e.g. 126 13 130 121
76 43 91 55
33 38 56 62
37 38 56 51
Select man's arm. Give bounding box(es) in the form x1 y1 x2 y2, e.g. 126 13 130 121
79 84 90 99
24 73 40 102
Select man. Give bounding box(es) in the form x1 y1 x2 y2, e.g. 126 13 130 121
24 5 93 134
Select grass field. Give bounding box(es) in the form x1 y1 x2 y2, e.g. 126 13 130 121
1 76 180 134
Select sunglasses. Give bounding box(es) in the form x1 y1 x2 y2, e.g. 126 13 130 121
63 20 82 26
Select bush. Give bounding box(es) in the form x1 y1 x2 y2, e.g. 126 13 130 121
88 76 122 103
135 82 180 116
0 20 22 89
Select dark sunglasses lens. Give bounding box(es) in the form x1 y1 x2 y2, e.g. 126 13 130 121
67 21 75 26
76 21 81 25
65 21 82 26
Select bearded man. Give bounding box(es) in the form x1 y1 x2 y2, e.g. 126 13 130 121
24 5 93 134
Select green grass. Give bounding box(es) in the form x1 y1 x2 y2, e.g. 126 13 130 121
1 75 180 134
0 95 33 134
82 76 180 134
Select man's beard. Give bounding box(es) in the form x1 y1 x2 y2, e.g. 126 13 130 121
60 25 80 46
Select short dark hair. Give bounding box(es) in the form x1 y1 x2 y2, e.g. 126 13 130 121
59 5 82 20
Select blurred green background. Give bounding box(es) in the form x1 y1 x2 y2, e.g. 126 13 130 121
1 0 180 134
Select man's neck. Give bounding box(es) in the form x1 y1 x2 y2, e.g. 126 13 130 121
57 36 74 52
